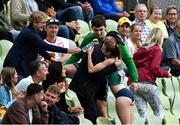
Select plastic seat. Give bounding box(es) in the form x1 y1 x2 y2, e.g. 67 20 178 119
77 20 90 35
65 85 81 107
79 115 93 125
169 77 180 117
96 116 115 125
68 39 77 48
106 19 118 32
161 78 174 98
107 91 118 124
4 0 11 24
89 19 118 32
146 113 162 124
162 109 179 125
65 93 75 107
0 40 13 70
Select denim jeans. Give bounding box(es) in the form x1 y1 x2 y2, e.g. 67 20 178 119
56 6 93 23
83 8 94 23
10 30 20 43
58 25 70 39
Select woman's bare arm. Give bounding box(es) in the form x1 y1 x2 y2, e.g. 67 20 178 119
87 47 115 73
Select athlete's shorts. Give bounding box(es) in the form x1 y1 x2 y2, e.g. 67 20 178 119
114 88 134 102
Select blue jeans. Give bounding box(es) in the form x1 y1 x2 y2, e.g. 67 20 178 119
56 6 93 22
83 8 94 23
10 30 20 43
58 25 70 39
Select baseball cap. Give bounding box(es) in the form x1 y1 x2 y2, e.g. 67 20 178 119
118 17 131 26
46 18 60 26
106 31 124 45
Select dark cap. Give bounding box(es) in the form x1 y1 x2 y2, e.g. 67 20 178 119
46 18 60 26
106 31 124 45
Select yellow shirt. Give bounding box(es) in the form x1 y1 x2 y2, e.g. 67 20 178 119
145 19 168 39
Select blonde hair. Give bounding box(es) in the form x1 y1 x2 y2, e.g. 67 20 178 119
144 28 163 47
29 11 47 24
47 85 61 97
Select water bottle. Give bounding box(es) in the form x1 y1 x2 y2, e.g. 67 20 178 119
82 39 99 52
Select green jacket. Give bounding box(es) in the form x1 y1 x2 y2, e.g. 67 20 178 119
65 33 138 82
65 33 104 64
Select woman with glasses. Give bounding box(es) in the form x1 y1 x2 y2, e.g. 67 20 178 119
164 5 178 36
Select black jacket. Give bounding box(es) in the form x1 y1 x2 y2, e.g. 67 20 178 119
48 105 79 124
3 25 68 77
69 44 117 98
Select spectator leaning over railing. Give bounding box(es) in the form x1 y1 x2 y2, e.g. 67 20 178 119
3 11 80 80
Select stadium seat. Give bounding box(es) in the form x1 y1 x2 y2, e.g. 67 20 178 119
107 91 118 124
155 78 171 111
68 39 77 48
79 115 93 125
77 20 91 35
161 92 171 110
89 19 118 33
162 109 180 125
0 40 13 70
4 0 11 24
146 113 162 124
134 105 145 125
96 116 115 125
161 78 174 98
106 19 118 32
65 93 75 107
169 77 180 117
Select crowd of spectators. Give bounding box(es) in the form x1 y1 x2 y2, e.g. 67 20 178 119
0 0 179 124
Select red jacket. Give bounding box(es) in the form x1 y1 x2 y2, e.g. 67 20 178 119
133 44 169 84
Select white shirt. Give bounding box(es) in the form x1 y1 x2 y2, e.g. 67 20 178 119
27 0 38 12
15 75 42 93
44 37 69 61
28 108 33 124
126 39 139 57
